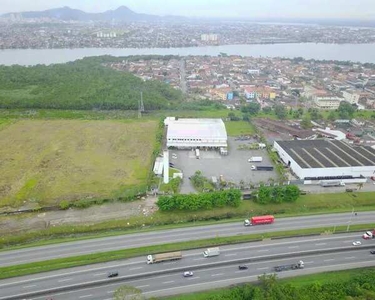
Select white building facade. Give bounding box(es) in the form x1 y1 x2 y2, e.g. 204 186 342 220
166 118 227 149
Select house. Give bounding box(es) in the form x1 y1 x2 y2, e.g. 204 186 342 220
244 86 276 101
342 90 360 105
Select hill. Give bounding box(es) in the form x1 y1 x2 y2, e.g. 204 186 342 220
0 56 183 110
1 6 183 22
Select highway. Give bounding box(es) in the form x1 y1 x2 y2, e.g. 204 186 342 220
1 232 374 300
0 211 374 267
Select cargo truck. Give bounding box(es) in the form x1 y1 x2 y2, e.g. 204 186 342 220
274 260 304 272
203 247 220 257
320 181 345 187
248 156 263 163
251 165 274 171
244 215 275 226
147 251 182 264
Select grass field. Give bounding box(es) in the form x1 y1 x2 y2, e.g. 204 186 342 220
0 119 158 209
225 121 256 136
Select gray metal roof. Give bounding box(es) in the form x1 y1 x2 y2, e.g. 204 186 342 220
276 140 375 169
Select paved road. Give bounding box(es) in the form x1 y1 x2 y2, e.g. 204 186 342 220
1 232 374 300
0 211 374 267
25 247 375 300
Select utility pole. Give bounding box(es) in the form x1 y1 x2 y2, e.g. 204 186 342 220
138 91 145 119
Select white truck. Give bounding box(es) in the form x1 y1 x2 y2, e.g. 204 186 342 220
147 251 182 264
195 148 200 159
203 247 220 258
320 181 345 187
248 156 263 163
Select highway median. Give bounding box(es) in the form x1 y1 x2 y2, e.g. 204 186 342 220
0 223 374 281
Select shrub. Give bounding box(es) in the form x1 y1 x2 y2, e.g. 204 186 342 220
59 200 70 210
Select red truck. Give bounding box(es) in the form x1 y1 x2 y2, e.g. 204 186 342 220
244 215 275 226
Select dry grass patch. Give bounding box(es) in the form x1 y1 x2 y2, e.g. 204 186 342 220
0 119 157 209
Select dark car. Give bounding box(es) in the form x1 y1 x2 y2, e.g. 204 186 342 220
108 271 119 278
238 265 248 270
371 250 375 254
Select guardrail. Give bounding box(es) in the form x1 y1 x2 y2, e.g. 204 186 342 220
3 245 374 300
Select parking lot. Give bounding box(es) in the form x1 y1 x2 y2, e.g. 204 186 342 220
170 137 278 193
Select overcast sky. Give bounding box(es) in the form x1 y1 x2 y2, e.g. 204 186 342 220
1 0 374 19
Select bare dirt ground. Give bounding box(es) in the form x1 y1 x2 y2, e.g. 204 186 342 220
0 196 158 235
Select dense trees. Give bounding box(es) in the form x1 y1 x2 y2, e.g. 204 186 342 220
157 189 242 211
255 185 300 204
274 104 287 119
171 269 375 300
0 57 182 110
338 101 356 119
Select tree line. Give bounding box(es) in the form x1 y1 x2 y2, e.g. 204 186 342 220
157 189 242 211
0 56 182 110
255 185 300 204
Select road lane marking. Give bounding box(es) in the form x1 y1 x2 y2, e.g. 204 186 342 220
187 276 200 280
129 267 143 271
315 243 326 246
58 278 72 283
79 295 92 299
163 281 175 284
193 258 205 261
163 262 176 265
324 259 335 262
211 273 224 277
23 285 37 288
93 272 106 276
345 257 356 259
304 261 314 264
135 285 150 288
257 249 269 252
257 267 269 270
288 246 299 249
106 290 115 294
225 253 237 257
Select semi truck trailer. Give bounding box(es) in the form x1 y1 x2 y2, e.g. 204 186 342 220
203 247 220 257
248 156 263 162
147 251 182 264
274 260 304 272
320 181 345 187
244 215 275 226
251 165 274 171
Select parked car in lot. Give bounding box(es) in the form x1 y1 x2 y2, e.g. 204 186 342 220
183 271 193 277
352 241 362 246
108 271 119 278
238 265 248 270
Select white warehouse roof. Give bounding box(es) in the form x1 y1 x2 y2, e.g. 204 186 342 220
166 118 227 148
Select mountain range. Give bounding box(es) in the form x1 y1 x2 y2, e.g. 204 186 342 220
1 6 184 22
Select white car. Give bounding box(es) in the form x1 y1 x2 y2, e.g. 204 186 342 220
183 271 193 277
352 241 362 246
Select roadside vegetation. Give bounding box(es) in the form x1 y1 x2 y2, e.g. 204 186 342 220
0 223 373 280
165 268 375 300
1 191 375 249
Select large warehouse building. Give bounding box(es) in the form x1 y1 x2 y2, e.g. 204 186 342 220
165 118 227 149
274 140 375 180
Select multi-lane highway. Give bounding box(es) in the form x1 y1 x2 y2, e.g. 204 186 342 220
1 232 374 300
1 211 374 267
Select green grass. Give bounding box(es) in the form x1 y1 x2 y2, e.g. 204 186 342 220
165 268 375 300
1 191 375 249
0 119 158 208
1 223 374 280
225 121 256 136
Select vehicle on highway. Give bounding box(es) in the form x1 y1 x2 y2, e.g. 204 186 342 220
147 251 182 264
352 241 362 246
274 260 304 272
370 250 375 254
183 271 194 277
238 265 248 270
203 247 220 257
244 215 275 226
107 271 119 278
362 230 374 240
